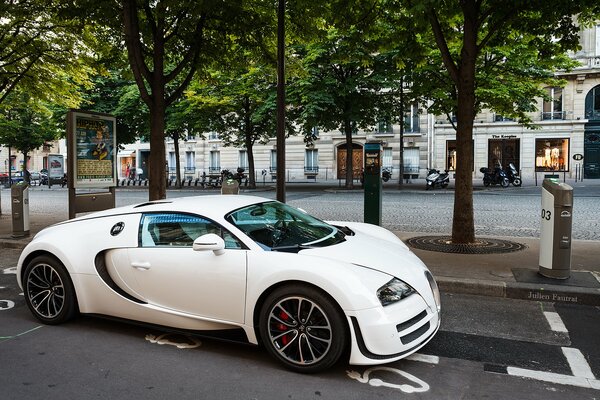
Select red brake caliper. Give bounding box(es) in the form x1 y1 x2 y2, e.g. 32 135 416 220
279 309 289 344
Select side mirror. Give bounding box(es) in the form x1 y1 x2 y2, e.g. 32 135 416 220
193 233 225 255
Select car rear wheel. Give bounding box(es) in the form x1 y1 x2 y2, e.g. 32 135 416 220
23 255 78 325
259 285 346 373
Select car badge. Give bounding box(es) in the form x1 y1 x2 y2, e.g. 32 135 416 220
110 222 125 236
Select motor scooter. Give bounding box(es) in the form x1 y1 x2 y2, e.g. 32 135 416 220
504 163 522 186
382 168 392 182
425 169 449 190
480 166 509 187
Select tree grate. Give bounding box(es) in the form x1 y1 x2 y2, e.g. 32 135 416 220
406 236 527 254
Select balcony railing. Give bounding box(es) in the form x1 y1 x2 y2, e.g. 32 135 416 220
304 166 319 174
184 167 196 174
208 166 221 174
541 111 565 120
585 110 600 121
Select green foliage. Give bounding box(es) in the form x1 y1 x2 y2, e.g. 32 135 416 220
0 91 59 158
0 0 95 107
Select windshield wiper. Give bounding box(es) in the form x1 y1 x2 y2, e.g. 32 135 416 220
270 244 312 253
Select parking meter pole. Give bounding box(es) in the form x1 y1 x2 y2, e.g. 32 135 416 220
11 182 30 238
364 142 382 225
539 179 573 279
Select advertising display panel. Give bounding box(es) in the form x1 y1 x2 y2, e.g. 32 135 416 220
68 111 117 188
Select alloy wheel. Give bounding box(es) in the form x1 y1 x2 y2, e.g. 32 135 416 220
26 263 65 319
266 296 332 366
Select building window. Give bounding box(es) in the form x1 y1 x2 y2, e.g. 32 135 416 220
168 152 176 175
585 85 600 121
542 87 564 120
404 103 420 133
209 151 220 174
305 149 318 174
270 149 277 173
376 120 393 134
238 150 248 170
494 114 514 122
185 151 195 174
535 139 569 171
403 147 420 174
208 132 219 140
382 148 393 169
311 127 319 138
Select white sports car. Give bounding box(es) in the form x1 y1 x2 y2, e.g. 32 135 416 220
17 195 440 373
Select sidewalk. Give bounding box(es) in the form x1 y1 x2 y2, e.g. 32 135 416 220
1 182 599 306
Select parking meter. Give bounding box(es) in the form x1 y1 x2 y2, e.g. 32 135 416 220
364 142 382 225
539 179 573 279
11 181 30 237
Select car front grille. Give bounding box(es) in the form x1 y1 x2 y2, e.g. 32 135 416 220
396 310 427 333
400 321 430 345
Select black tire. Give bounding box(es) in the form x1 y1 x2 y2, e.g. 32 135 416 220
513 178 522 187
259 285 347 373
501 178 509 188
483 179 490 187
23 255 78 325
441 183 448 188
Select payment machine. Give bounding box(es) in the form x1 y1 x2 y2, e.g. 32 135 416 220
539 179 573 279
364 142 382 225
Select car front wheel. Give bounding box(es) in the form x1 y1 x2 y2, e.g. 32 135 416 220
23 255 78 325
259 285 347 373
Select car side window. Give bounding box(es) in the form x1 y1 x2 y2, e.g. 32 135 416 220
140 213 243 249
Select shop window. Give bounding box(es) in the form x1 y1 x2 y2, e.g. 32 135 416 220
446 140 474 171
535 139 569 172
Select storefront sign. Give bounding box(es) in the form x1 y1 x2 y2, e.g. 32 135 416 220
68 110 117 188
492 134 517 139
573 153 583 161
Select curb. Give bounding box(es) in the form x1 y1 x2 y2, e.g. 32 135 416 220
437 275 600 306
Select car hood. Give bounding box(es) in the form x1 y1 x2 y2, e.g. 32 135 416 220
299 231 429 289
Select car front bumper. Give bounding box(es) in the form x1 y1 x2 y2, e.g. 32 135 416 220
346 293 440 365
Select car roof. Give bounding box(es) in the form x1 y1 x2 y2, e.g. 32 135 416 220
75 194 270 221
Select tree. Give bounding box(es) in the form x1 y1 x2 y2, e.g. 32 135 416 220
403 0 600 244
0 0 93 107
185 59 283 189
288 24 395 189
0 91 58 182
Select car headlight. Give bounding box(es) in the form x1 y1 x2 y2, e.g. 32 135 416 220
425 270 441 312
377 278 415 306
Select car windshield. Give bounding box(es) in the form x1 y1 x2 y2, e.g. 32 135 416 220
226 201 345 251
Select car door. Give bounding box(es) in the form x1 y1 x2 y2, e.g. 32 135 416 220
123 212 248 323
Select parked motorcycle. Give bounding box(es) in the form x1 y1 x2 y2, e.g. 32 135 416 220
382 168 392 182
480 166 509 187
425 168 450 190
504 163 522 187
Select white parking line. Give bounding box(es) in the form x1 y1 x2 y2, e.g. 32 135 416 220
562 347 596 379
543 311 568 333
407 353 440 364
507 367 600 390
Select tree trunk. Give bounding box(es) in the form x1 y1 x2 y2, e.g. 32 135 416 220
173 133 182 188
344 118 354 189
451 4 478 244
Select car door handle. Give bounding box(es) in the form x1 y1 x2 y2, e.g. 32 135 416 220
131 261 151 270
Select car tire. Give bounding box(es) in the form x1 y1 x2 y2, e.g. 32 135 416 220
23 255 78 325
259 285 347 373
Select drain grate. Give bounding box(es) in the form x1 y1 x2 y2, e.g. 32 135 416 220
406 236 527 254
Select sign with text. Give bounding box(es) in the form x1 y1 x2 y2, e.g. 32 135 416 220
47 154 64 179
68 110 117 188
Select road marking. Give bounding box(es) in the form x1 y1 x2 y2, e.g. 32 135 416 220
0 325 43 340
145 333 201 349
507 366 600 390
347 367 430 393
2 267 17 275
562 347 596 379
0 300 15 311
543 311 568 333
407 353 440 364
